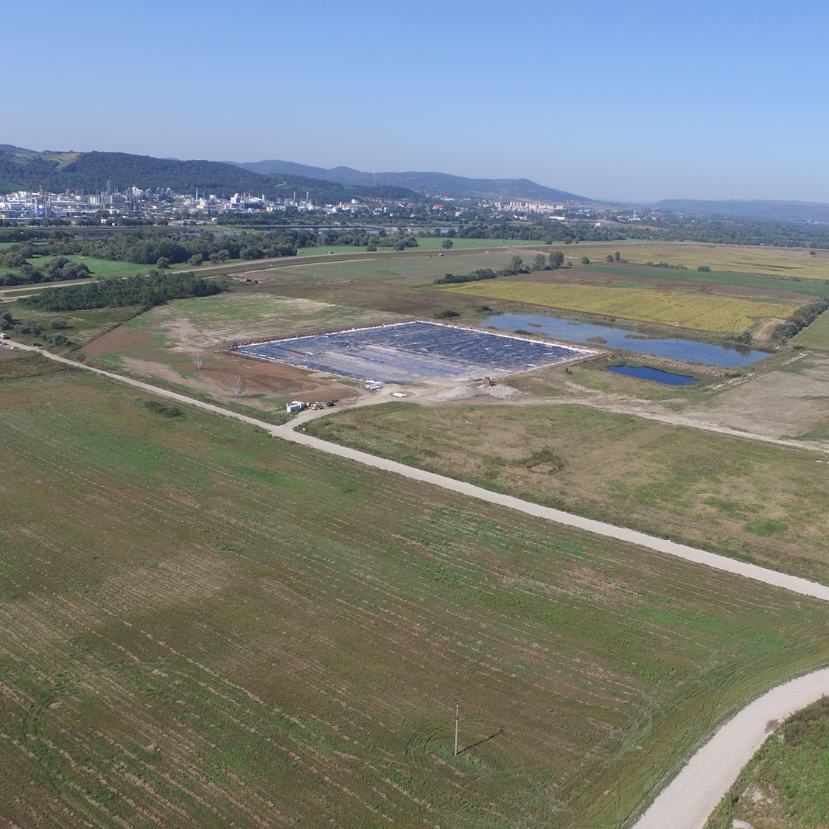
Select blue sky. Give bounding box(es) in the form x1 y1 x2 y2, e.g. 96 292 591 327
6 0 829 203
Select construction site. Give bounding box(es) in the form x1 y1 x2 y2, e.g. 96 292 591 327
234 320 591 384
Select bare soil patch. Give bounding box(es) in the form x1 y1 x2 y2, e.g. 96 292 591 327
684 356 829 440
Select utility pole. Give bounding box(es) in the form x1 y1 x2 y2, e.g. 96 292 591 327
454 701 460 756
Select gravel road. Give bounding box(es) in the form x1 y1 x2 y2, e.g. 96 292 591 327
632 669 829 829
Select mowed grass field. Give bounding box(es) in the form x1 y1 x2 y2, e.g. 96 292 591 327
445 282 795 333
306 403 829 583
705 698 829 828
555 242 829 281
271 249 522 285
4 367 829 827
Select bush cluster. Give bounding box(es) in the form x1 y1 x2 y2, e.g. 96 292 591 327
0 310 69 345
0 254 91 286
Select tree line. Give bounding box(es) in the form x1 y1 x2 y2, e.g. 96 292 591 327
434 251 567 284
780 297 829 340
18 271 226 312
0 228 426 284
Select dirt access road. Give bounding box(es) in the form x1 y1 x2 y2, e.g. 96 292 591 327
12 339 829 829
632 668 829 829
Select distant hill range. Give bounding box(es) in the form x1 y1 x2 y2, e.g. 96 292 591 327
0 149 420 202
233 159 587 203
653 199 829 223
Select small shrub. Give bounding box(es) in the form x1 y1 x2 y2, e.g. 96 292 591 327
697 265 712 272
518 448 567 472
144 400 184 418
434 310 460 319
50 318 67 330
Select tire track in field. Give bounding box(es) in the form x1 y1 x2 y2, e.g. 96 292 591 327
15 339 829 829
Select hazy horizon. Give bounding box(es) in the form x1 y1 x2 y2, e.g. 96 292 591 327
7 0 829 203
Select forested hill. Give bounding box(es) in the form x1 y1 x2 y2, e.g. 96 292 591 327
234 159 588 203
0 144 35 154
0 150 421 202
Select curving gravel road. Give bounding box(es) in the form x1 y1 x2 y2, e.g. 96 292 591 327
11 340 829 829
632 668 829 829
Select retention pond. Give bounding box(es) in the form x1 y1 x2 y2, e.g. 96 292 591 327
482 313 771 369
608 365 698 385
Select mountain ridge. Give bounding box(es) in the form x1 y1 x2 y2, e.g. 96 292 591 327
0 150 420 202
0 144 36 155
232 159 588 202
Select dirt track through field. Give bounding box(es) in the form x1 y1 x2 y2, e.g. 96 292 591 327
13 338 829 829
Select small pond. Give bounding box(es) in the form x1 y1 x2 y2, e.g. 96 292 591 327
482 313 771 368
608 365 698 385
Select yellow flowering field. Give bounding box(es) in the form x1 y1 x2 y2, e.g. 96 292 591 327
445 282 796 333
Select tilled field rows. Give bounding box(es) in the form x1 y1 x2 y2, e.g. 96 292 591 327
2 371 829 828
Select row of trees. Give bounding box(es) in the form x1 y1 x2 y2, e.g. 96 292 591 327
0 227 423 273
434 251 567 285
780 297 829 340
19 271 226 312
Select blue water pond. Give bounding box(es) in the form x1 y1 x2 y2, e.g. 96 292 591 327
609 365 698 385
482 313 771 369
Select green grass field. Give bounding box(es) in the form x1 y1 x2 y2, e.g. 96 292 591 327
3 302 142 349
792 310 829 350
273 249 521 284
24 253 192 278
4 368 829 827
705 698 829 828
410 238 524 251
306 403 829 582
